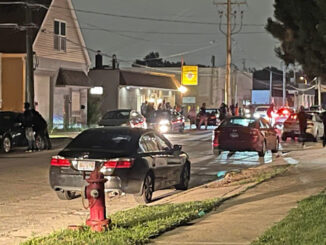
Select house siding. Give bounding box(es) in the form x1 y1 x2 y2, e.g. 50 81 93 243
33 0 87 65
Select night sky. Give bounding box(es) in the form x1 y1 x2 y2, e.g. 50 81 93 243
71 0 280 70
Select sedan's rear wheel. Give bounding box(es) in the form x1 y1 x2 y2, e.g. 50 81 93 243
175 163 190 190
272 138 279 153
2 136 12 153
258 141 266 157
134 173 154 204
35 134 45 150
56 190 76 200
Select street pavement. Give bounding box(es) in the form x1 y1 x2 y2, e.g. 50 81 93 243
153 146 326 245
0 129 323 244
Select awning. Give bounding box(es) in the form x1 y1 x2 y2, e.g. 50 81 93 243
56 68 92 87
119 70 179 90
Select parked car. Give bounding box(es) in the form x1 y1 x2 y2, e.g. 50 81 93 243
196 108 220 126
253 106 270 120
99 109 146 128
282 112 324 141
273 107 294 129
49 127 191 203
213 116 279 157
0 111 27 153
147 110 185 133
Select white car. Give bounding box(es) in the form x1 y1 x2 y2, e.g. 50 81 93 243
254 106 270 120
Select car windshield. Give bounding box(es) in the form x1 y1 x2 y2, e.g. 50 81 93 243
222 118 256 127
103 110 130 119
65 130 138 153
256 107 268 112
206 109 217 114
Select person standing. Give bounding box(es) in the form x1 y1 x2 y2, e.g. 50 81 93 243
297 106 307 146
198 103 208 130
219 103 227 121
187 105 197 129
230 104 235 116
141 101 148 116
23 102 36 152
321 110 326 147
235 103 239 116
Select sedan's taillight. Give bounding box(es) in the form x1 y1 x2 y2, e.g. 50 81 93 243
103 158 134 169
50 156 71 166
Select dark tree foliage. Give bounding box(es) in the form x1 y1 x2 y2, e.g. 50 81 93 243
133 52 209 68
266 0 326 79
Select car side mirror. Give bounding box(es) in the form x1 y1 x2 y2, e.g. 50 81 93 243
173 144 182 152
14 122 22 127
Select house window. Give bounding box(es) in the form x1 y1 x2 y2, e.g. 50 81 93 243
54 20 66 51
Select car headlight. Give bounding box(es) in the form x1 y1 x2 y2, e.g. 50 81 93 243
254 113 260 119
158 125 169 133
159 119 170 125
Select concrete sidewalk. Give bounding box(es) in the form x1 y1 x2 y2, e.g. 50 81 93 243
152 147 326 245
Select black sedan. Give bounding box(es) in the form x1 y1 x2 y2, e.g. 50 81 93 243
98 109 146 128
0 111 27 153
147 110 185 134
196 108 220 127
49 127 191 203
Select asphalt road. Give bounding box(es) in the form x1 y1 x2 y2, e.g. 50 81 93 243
0 130 322 244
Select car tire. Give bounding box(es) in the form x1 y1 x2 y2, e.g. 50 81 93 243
258 141 266 157
272 138 279 153
35 134 45 150
134 173 154 204
175 162 190 190
2 136 12 153
56 190 76 200
313 131 318 142
281 134 287 142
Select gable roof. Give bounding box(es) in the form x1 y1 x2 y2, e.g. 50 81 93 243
0 0 52 53
119 70 179 90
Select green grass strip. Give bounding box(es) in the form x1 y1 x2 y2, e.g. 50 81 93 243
252 193 326 245
22 199 221 245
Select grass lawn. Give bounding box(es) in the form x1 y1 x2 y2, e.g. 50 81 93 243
22 199 221 245
252 193 326 245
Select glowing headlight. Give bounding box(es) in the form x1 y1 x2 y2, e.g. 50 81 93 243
159 119 170 125
254 113 260 119
159 125 169 133
245 109 250 114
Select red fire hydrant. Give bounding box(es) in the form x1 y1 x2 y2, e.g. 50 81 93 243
85 169 110 232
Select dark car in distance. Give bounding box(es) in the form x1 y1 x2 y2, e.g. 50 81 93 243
213 117 279 157
147 110 185 134
98 109 146 128
196 108 219 126
49 127 191 203
0 111 27 153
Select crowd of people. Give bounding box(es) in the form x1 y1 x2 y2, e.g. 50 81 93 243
141 100 182 121
23 102 51 152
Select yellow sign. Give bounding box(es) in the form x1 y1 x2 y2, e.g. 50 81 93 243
182 66 198 86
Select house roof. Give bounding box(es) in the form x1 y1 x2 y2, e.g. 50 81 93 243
56 68 91 87
0 0 52 53
119 70 179 90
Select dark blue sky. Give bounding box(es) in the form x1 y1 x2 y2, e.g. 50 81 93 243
72 0 280 70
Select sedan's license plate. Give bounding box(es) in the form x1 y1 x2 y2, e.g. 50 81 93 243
230 133 239 138
78 161 95 171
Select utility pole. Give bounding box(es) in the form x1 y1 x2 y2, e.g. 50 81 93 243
269 67 272 104
282 62 286 107
214 0 245 106
25 1 35 109
318 77 322 108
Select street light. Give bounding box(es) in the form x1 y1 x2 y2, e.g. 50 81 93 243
178 85 188 94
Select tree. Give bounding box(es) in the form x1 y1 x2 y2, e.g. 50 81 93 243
266 0 326 79
133 51 183 67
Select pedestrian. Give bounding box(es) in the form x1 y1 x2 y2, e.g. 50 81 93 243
267 103 274 123
321 110 326 147
141 101 148 116
187 105 197 129
230 104 235 116
219 103 227 121
297 105 307 146
32 109 52 150
162 99 167 110
235 103 239 116
23 102 36 152
197 103 208 130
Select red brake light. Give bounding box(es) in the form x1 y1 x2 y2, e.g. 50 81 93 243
51 156 71 166
103 158 134 168
213 130 220 147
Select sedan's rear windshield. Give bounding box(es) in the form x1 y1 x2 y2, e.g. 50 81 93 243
221 118 256 127
65 130 138 153
103 111 130 119
0 114 15 128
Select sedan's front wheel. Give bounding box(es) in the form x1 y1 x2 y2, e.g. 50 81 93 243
258 141 266 157
56 190 76 200
175 163 190 190
134 173 154 204
2 136 12 153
